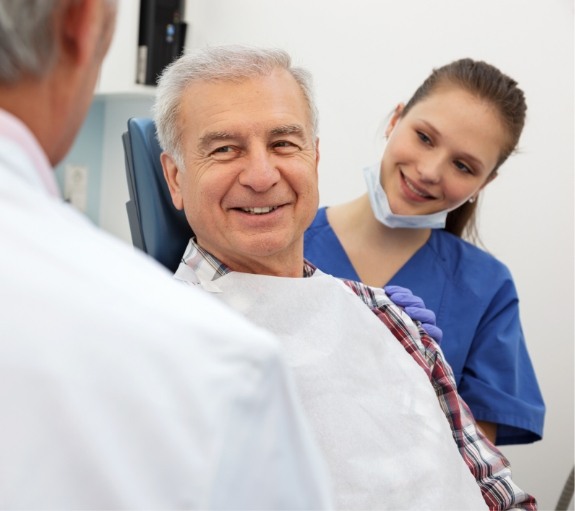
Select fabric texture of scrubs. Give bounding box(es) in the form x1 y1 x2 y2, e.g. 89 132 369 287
0 108 333 510
304 206 545 445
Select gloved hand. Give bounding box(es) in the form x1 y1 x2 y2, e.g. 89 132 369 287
384 284 443 344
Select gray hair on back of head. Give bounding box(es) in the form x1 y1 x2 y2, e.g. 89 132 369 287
0 0 117 84
0 0 59 83
153 45 319 169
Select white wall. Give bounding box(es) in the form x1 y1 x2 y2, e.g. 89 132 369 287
181 1 573 509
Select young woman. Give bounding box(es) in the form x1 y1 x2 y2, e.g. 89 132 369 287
304 58 545 445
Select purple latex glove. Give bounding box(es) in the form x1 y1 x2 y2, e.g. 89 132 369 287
384 284 443 344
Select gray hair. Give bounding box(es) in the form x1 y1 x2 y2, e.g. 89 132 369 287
0 0 117 83
0 0 59 82
153 45 319 169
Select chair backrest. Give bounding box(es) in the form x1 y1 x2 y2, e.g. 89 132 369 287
122 117 193 273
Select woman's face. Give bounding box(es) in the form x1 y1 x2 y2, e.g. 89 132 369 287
381 86 507 216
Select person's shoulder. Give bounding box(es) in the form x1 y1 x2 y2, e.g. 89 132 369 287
101 233 284 366
430 230 513 281
8 196 284 378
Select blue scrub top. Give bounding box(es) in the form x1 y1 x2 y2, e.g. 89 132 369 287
304 207 545 445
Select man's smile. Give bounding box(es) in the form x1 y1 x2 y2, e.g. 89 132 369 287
239 206 280 214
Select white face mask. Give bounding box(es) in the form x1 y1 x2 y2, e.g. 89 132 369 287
363 164 449 229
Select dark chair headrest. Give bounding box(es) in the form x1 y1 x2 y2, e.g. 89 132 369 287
122 117 194 273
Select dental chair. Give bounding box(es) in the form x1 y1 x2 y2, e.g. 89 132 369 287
122 117 193 273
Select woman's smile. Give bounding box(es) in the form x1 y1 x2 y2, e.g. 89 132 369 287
399 170 437 202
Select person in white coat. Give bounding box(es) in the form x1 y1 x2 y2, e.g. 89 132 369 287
0 1 333 509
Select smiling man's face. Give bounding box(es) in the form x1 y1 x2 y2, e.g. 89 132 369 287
162 68 320 276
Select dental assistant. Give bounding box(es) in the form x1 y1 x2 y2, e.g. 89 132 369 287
304 58 545 445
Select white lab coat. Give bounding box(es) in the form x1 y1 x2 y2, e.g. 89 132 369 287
0 111 332 510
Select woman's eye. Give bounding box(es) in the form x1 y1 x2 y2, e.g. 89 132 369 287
416 131 432 145
454 160 472 174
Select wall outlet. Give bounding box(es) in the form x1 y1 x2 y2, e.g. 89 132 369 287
64 164 88 213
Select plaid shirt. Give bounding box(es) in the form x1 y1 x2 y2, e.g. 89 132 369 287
177 240 537 511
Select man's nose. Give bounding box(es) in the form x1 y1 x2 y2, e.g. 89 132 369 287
238 147 281 192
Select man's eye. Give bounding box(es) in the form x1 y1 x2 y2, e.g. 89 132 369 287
416 131 432 145
210 146 238 160
273 141 299 153
213 146 234 153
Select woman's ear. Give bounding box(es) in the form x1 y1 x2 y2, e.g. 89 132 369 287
482 171 499 190
385 103 405 138
473 171 499 202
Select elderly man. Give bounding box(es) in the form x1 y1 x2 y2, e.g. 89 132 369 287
0 2 332 508
156 46 537 511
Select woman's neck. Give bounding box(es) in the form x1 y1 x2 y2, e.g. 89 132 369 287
326 194 431 287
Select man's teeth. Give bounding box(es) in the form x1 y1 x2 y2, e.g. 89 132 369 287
241 206 278 214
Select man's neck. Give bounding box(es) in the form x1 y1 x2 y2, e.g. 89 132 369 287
0 77 59 166
196 240 306 278
219 252 305 278
181 239 312 287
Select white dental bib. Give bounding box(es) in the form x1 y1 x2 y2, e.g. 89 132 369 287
200 270 486 510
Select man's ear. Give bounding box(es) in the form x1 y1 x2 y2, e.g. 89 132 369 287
385 103 405 138
315 137 320 168
161 152 185 210
58 0 101 66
